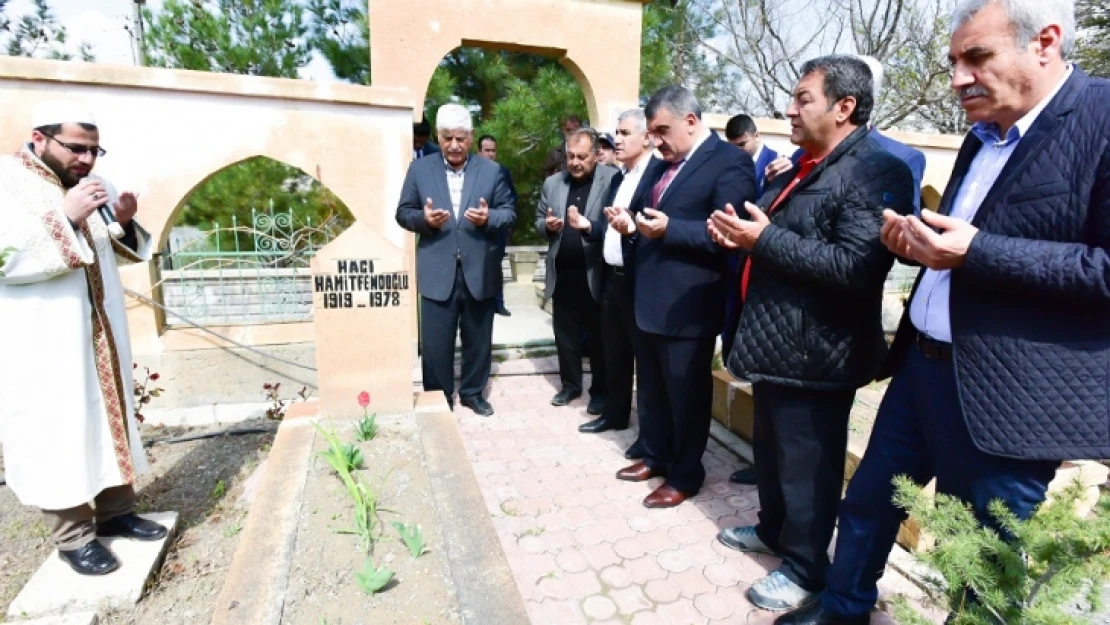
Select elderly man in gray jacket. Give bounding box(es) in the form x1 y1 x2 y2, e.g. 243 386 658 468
536 127 618 415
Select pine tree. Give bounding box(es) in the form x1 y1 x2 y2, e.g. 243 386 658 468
0 0 94 61
892 476 1110 624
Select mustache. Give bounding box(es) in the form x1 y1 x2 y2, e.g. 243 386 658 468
958 85 989 99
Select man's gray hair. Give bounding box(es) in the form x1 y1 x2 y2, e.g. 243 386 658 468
951 0 1075 57
436 103 473 132
855 55 884 101
567 127 600 151
799 55 874 126
644 86 703 121
617 109 647 133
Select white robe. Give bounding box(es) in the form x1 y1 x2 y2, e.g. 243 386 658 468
0 147 152 511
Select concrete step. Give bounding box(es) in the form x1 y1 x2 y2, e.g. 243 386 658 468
6 513 178 621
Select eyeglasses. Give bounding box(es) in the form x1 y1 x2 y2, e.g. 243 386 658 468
45 134 107 158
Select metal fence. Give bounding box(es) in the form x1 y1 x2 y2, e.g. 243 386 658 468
158 207 342 327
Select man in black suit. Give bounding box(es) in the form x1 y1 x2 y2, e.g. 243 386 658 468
412 120 440 160
477 134 517 317
536 128 618 414
396 104 516 416
777 0 1110 623
579 109 657 457
709 55 914 612
607 86 757 508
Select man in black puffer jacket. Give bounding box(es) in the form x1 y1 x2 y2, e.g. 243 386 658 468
707 55 914 611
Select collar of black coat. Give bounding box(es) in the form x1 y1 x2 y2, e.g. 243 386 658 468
792 125 870 182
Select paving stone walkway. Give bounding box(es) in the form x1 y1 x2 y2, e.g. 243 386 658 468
454 372 936 625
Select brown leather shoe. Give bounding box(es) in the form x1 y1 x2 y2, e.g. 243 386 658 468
615 461 662 482
644 484 687 508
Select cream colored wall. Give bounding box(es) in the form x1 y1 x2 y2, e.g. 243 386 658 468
368 0 648 130
704 114 963 208
0 57 416 355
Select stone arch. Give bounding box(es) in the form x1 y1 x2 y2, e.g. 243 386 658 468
368 0 645 130
921 185 943 211
160 154 358 252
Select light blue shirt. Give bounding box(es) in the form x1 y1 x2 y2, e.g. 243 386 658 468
909 66 1073 342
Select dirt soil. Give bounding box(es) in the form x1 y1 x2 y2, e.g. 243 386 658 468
281 414 462 625
0 419 276 624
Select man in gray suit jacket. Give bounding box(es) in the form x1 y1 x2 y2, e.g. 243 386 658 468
536 127 618 415
396 104 516 416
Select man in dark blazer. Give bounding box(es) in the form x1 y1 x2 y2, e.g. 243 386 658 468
709 55 915 612
396 104 516 417
608 86 757 509
412 120 440 160
536 127 618 414
725 114 779 194
778 1 1110 623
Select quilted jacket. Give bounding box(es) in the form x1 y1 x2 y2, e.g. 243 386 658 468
878 68 1110 461
727 126 915 389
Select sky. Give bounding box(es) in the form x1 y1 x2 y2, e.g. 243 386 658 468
5 0 338 80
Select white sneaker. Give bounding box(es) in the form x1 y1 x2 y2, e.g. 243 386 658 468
747 570 816 611
717 525 773 554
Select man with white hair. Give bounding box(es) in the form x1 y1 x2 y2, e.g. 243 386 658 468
0 101 166 576
777 0 1110 622
396 104 516 416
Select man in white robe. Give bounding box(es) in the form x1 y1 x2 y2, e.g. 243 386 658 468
0 101 167 576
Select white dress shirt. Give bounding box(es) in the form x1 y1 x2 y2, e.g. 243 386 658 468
444 157 466 219
908 65 1073 342
604 152 653 266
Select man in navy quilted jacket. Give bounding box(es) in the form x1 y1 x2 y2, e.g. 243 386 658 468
778 0 1110 623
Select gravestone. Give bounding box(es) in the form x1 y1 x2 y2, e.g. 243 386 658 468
310 222 414 417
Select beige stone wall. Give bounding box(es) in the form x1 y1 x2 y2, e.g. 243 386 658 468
369 0 648 129
703 114 963 209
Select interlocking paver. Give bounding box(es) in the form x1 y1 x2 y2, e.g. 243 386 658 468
583 594 619 620
610 586 653 616
667 567 716 599
644 578 682 603
456 374 931 625
658 548 695 573
693 591 734 620
599 565 634 589
556 548 590 574
659 597 710 625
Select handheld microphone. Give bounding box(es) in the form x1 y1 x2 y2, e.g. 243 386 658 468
97 202 125 240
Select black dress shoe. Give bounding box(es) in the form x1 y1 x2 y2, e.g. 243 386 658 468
58 540 120 576
578 417 626 434
775 601 869 625
624 439 647 460
96 513 169 541
586 396 606 415
729 466 758 485
461 395 494 417
550 390 582 406
496 303 512 317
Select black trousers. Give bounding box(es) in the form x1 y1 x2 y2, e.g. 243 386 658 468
421 265 495 403
636 330 715 494
752 381 856 592
552 268 607 398
600 265 636 427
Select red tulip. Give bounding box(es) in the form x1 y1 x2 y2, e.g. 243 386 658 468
358 391 371 408
150 373 160 381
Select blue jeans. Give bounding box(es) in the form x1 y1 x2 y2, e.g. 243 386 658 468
821 345 1058 617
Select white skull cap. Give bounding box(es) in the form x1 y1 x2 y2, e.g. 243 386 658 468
32 100 97 129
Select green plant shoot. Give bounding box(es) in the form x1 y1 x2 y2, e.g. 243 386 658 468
354 558 393 595
391 521 426 559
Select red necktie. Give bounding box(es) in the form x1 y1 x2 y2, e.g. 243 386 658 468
651 159 685 207
740 156 821 301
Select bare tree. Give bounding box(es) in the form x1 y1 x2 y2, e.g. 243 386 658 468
691 0 959 132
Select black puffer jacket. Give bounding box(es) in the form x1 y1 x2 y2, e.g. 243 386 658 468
727 126 915 390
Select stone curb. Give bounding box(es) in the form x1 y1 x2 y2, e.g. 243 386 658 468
209 418 316 625
416 392 531 625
